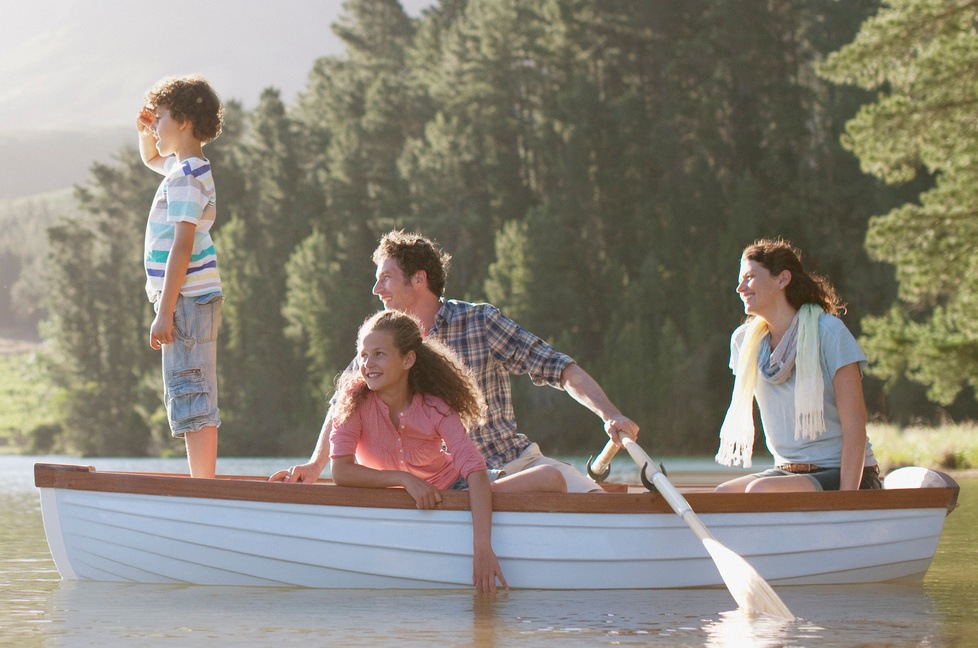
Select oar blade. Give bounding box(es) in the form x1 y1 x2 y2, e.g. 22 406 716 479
617 436 794 618
702 538 794 619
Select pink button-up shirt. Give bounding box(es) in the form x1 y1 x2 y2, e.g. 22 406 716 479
329 392 487 490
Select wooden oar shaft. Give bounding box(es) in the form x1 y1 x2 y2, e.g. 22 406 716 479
618 436 794 619
589 439 621 477
620 437 715 540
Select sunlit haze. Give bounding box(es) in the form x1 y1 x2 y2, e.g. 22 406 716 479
0 0 434 133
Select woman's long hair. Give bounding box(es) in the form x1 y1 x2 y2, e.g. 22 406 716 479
331 310 486 428
743 238 845 316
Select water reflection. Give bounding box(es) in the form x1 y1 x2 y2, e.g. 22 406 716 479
704 610 794 647
704 583 941 647
44 581 943 647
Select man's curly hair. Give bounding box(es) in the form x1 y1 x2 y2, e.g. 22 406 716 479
372 230 451 297
146 74 224 144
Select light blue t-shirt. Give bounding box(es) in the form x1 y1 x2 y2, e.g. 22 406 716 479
730 313 875 467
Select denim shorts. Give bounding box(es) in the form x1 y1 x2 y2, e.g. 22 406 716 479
157 292 223 437
754 465 882 491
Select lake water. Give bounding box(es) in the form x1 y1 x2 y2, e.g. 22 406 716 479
2 455 975 647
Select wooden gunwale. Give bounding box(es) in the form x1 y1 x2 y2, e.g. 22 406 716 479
34 462 960 516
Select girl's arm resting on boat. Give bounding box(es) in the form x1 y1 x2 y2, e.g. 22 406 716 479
330 456 443 509
269 414 333 482
467 470 507 593
834 362 868 491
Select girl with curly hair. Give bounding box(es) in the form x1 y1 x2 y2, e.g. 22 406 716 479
329 310 565 592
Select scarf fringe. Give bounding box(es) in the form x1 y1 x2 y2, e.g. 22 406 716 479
715 318 768 467
716 304 826 467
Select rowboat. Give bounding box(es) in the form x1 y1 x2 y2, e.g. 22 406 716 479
34 462 958 590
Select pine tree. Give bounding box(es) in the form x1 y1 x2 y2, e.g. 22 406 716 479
273 0 418 453
216 89 318 455
819 0 978 408
42 150 159 456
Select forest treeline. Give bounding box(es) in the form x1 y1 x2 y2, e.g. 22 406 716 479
8 0 978 457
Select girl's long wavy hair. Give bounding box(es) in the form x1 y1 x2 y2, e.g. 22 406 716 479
331 311 486 429
742 238 845 316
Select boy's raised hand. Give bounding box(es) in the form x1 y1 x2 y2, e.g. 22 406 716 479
137 106 155 134
137 104 166 172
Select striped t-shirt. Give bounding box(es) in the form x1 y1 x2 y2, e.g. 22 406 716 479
143 156 221 301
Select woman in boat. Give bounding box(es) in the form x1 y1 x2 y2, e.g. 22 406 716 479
328 310 566 592
714 238 881 493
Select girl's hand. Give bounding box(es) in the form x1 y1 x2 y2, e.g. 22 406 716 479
270 463 322 483
473 545 507 594
401 474 442 509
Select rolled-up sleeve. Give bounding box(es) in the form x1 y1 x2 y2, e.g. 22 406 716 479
483 305 574 388
328 412 362 458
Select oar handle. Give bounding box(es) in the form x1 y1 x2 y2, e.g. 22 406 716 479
586 439 620 482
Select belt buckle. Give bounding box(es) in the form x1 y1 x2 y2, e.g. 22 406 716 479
779 463 820 473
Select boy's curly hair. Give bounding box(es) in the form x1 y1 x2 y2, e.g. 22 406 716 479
145 74 224 144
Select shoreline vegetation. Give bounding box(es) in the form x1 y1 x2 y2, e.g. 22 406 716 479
3 346 975 474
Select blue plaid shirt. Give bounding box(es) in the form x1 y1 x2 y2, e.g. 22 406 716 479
428 300 575 467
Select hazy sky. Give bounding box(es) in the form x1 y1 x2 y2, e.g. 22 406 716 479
0 0 433 134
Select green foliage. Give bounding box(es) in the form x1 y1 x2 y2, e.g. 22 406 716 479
0 351 58 452
0 189 81 337
23 0 974 458
484 220 533 324
40 149 159 456
283 229 376 399
214 90 319 455
818 0 978 405
869 422 978 472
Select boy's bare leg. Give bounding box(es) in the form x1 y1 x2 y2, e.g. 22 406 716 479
185 426 218 478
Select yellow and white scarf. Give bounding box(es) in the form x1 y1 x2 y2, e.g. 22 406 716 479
715 304 826 467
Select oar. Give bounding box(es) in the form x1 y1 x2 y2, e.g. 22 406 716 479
617 436 794 619
585 437 621 482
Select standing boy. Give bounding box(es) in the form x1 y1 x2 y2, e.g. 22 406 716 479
137 75 225 477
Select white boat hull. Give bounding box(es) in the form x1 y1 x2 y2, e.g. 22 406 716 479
35 464 958 589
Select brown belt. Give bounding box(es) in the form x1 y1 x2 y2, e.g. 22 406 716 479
777 463 824 473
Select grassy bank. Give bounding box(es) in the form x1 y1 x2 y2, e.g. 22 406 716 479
0 348 57 452
869 422 978 473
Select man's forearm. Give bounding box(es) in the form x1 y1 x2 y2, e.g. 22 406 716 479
561 363 619 420
560 363 639 442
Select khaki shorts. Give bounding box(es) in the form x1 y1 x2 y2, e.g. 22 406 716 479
500 442 603 493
